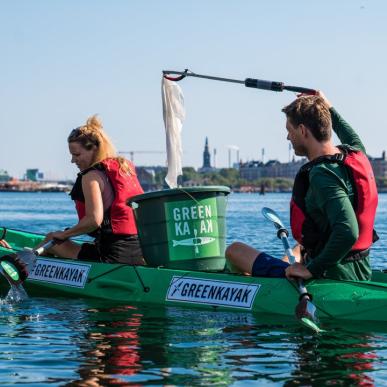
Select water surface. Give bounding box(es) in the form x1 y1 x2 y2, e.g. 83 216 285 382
0 192 386 386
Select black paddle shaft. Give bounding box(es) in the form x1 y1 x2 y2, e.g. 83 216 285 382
245 78 316 94
163 70 316 95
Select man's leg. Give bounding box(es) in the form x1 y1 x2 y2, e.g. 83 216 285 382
281 244 303 263
225 242 262 275
226 241 290 278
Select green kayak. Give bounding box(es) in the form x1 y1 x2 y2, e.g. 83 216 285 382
1 227 387 323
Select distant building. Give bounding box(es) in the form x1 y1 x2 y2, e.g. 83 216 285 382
136 167 156 191
198 137 216 173
0 169 11 182
240 158 306 180
25 169 44 181
240 150 387 181
136 166 166 191
369 151 387 178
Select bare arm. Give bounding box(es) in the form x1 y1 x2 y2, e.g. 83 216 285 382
46 171 105 240
0 239 12 249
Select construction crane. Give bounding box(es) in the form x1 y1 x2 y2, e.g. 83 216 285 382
118 150 165 163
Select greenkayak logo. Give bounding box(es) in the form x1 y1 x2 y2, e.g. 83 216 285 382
29 258 91 288
165 198 220 261
167 276 260 309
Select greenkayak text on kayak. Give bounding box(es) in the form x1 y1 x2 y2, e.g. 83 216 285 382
166 276 260 309
29 258 91 288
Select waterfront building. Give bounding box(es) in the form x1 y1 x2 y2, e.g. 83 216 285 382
136 167 157 191
240 150 387 181
136 166 167 191
25 168 44 181
369 151 387 178
0 169 11 182
239 158 307 180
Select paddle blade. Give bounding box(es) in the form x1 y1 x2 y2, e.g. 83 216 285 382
300 317 325 334
261 207 285 230
296 297 324 333
0 253 28 285
296 297 316 320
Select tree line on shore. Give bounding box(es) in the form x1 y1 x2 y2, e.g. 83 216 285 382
151 167 387 192
153 167 294 192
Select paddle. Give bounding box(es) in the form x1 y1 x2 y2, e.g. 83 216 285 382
0 239 56 286
261 207 323 333
163 69 317 95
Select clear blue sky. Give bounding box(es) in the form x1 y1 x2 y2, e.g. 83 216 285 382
1 0 386 180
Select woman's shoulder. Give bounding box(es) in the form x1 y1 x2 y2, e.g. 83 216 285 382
82 169 106 186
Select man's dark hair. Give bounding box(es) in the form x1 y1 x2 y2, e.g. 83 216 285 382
282 96 332 142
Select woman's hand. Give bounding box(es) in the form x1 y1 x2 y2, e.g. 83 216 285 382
45 230 69 242
0 239 12 249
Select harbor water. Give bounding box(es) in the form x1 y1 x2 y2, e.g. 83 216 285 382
0 192 387 386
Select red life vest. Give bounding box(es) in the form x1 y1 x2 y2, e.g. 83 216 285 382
70 158 144 236
290 145 378 256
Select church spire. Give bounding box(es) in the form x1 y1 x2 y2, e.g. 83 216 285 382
202 137 211 169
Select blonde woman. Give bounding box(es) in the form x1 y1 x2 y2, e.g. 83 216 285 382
45 115 145 264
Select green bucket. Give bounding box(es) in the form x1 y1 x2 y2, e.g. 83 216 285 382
128 186 230 271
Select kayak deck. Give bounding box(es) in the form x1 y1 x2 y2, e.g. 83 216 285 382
1 227 387 322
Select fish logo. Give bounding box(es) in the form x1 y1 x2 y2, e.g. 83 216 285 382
172 229 216 253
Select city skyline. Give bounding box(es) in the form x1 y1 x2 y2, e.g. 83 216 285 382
1 1 387 180
2 137 386 182
0 138 299 180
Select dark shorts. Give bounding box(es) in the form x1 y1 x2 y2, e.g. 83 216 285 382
251 252 289 278
77 234 145 265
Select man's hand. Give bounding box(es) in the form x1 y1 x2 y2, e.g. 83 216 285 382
297 90 333 109
285 262 313 280
315 90 333 108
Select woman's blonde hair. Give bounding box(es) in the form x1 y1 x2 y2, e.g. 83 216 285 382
68 115 131 173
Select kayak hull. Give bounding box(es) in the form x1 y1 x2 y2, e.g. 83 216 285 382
1 228 387 322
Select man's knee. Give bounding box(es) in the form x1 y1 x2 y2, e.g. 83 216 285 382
225 241 247 260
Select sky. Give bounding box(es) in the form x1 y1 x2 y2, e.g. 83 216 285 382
1 0 386 180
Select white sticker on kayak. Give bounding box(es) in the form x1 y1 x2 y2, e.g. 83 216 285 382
166 276 260 309
29 258 91 288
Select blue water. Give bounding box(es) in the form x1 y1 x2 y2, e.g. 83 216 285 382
0 192 387 386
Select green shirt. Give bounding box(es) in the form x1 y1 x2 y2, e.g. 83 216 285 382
305 108 372 281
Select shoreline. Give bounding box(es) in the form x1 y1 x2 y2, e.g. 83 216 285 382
1 188 387 194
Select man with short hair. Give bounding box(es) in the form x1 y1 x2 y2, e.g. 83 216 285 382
226 91 378 281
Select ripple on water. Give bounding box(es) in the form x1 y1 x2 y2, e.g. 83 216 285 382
0 193 387 385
